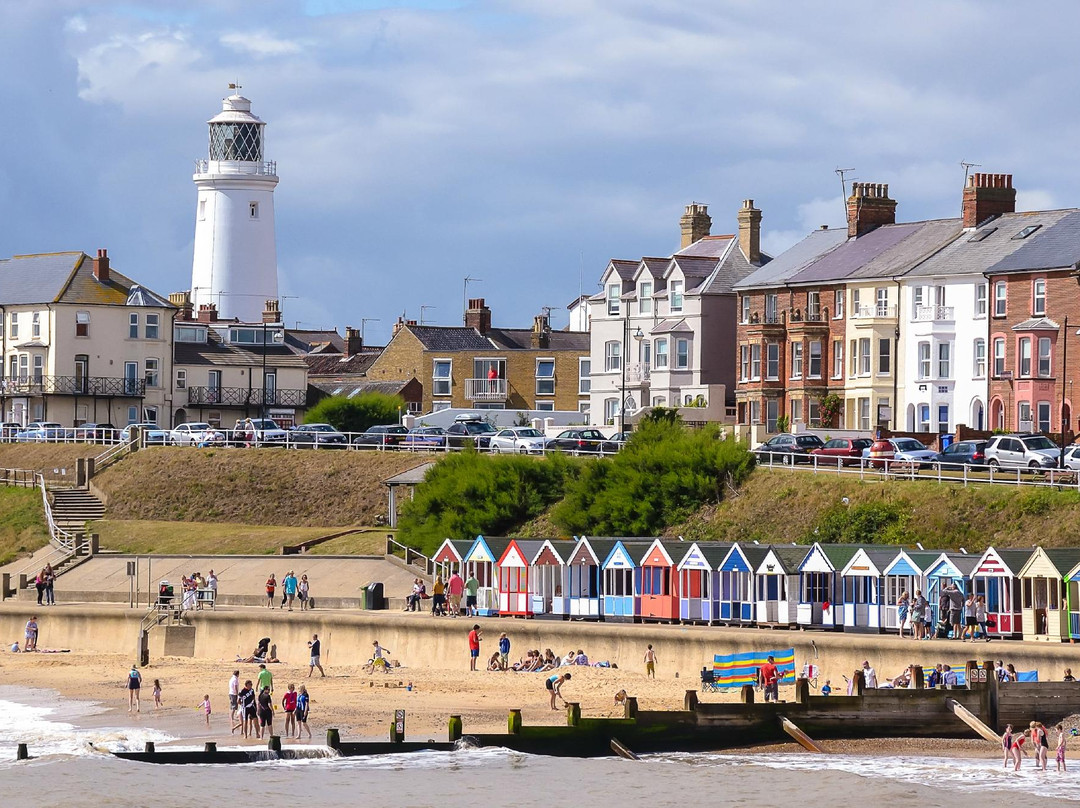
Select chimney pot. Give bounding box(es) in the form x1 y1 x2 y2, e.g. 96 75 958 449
962 171 1017 229
737 199 763 265
92 248 110 282
197 303 218 324
679 202 712 248
847 181 897 238
464 299 492 334
344 326 363 357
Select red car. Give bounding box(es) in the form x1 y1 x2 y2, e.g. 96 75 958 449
811 437 874 466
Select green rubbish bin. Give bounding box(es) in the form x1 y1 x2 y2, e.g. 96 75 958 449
364 582 385 610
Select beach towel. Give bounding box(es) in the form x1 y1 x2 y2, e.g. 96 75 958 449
712 648 795 688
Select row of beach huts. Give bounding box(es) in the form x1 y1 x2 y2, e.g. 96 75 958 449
431 536 1080 643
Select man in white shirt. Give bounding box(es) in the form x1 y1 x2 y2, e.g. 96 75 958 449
228 670 240 725
862 660 878 689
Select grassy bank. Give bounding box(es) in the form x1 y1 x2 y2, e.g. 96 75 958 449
93 447 425 526
89 519 356 555
0 444 100 474
0 487 50 565
673 468 1080 550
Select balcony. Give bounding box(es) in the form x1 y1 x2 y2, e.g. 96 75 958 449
0 375 146 397
194 159 277 177
626 363 651 384
852 304 897 327
787 307 830 332
464 378 508 402
187 386 308 407
913 305 955 322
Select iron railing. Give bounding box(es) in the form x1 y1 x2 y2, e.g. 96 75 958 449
0 375 145 396
186 386 308 407
463 378 508 402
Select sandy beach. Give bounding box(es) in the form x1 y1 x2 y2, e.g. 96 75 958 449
0 647 1022 758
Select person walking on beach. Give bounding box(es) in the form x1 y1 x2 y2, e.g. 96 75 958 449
265 574 277 608
308 633 325 677
546 672 571 710
370 640 390 673
296 684 311 739
44 563 55 606
1001 724 1013 768
235 680 256 738
35 569 45 606
468 625 482 671
962 592 977 641
912 590 927 640
465 573 480 617
282 570 298 610
759 655 779 701
153 679 163 709
1033 721 1049 770
644 644 657 679
447 570 464 617
861 660 878 689
896 590 910 638
257 663 274 695
200 694 211 728
975 595 990 641
24 616 38 651
281 684 298 737
257 686 273 738
1056 723 1068 772
298 574 310 610
127 665 142 713
945 583 963 640
228 670 240 726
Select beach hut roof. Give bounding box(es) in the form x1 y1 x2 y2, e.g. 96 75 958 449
676 541 732 570
603 541 642 569
463 536 514 564
841 547 902 577
1019 547 1080 578
530 539 575 565
927 552 980 578
757 545 811 575
433 538 472 564
497 539 546 568
638 538 676 567
973 547 1035 577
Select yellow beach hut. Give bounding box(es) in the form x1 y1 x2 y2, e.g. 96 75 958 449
1017 548 1080 642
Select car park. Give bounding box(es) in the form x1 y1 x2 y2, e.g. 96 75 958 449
73 422 118 443
932 440 987 470
444 416 498 450
170 422 226 446
234 418 290 446
119 423 170 445
600 431 632 455
544 428 608 455
811 437 873 466
289 423 349 449
754 433 825 465
867 437 937 469
15 422 67 442
0 422 23 441
353 424 409 449
984 433 1061 470
400 426 447 451
489 427 547 454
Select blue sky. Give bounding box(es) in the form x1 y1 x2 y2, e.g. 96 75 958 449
2 1 1080 343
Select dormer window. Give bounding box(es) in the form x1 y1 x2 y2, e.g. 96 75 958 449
670 280 684 312
639 281 653 315
606 283 620 316
229 327 278 345
174 325 208 343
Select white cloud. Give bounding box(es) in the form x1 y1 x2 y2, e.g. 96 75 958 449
219 31 303 57
1016 189 1057 212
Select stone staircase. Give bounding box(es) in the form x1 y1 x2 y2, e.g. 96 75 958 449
50 487 105 539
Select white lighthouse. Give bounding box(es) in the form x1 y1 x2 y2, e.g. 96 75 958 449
190 89 279 323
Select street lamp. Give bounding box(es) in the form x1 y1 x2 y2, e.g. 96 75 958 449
619 316 645 433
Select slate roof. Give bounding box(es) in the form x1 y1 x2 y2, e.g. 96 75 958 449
0 251 173 308
488 328 591 352
986 549 1037 574
765 545 812 572
905 210 1074 278
636 257 672 280
1041 548 1080 575
675 235 735 258
785 223 927 285
651 319 693 334
734 227 847 290
695 542 733 569
310 379 414 399
384 462 435 487
305 352 381 376
286 329 345 354
173 328 308 368
987 210 1080 274
845 219 962 279
1012 317 1060 331
608 259 639 282
408 325 494 352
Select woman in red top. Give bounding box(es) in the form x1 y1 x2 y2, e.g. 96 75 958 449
265 574 277 608
281 683 298 737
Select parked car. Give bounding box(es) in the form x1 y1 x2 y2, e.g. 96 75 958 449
170 422 226 446
867 437 938 469
15 422 67 442
544 428 608 455
445 416 498 450
233 417 290 446
353 424 409 449
289 423 349 449
754 433 825 465
931 440 987 470
119 423 170 445
0 422 23 442
984 433 1061 470
600 431 633 455
489 427 547 454
1063 445 1080 471
810 437 874 466
401 426 448 451
73 422 118 443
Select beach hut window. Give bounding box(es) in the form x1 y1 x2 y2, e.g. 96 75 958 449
607 569 632 596
643 567 670 596
1049 580 1060 611
803 573 830 604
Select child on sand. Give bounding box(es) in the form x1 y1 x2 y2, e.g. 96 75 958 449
643 645 657 679
153 679 163 709
1001 724 1013 769
821 680 832 696
1057 723 1068 772
296 685 311 740
200 695 211 727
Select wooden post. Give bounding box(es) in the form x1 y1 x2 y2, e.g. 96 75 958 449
326 728 340 750
684 690 699 711
16 743 28 761
984 660 999 731
144 741 155 754
448 715 462 742
911 665 924 689
508 709 522 734
740 684 756 704
624 696 638 718
794 677 810 704
389 722 399 744
267 736 281 753
852 670 865 696
204 742 217 753
566 702 581 727
965 660 979 688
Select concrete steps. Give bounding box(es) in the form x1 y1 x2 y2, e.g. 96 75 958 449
51 488 105 532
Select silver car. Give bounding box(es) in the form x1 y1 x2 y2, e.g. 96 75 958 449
984 433 1060 470
489 427 547 454
169 422 226 447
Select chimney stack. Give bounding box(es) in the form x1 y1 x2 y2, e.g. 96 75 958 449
169 291 194 321
344 326 362 358
531 313 550 349
92 248 110 282
262 298 282 324
847 183 897 238
963 173 1016 229
197 303 218 323
737 199 762 264
679 203 712 249
465 298 492 334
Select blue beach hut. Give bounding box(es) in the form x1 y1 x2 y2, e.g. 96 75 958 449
602 540 641 622
881 549 938 631
717 543 765 625
925 552 979 627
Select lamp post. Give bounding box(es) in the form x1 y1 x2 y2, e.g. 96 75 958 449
619 313 644 433
1061 315 1070 468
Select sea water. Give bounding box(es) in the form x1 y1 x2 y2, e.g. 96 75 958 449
0 691 1077 806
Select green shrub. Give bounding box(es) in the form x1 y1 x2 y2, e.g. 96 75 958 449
811 500 910 544
398 450 577 555
304 393 404 433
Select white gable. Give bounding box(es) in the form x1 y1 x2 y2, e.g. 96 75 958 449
677 543 711 571
842 548 883 577
799 544 835 574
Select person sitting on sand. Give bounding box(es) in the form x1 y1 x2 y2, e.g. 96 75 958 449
528 649 546 672
511 651 536 672
539 649 558 671
574 650 589 666
614 689 627 705
562 649 576 667
486 652 502 671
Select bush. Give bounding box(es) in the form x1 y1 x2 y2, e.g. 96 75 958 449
550 421 755 537
398 451 578 556
304 393 404 433
811 500 910 544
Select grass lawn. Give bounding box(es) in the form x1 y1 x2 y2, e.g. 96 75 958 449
90 519 350 555
306 529 387 555
0 487 50 566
